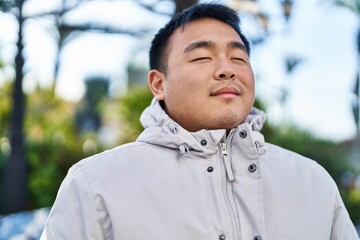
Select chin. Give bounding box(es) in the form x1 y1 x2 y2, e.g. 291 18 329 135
207 116 243 130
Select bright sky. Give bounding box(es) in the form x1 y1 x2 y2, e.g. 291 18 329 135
0 0 359 142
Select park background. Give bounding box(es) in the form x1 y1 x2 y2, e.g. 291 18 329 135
0 0 360 238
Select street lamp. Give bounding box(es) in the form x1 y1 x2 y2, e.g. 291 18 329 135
281 0 293 22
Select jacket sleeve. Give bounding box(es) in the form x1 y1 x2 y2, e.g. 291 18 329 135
330 189 359 240
40 164 105 240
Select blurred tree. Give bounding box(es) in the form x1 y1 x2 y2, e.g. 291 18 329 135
332 0 360 183
279 55 304 118
24 85 95 208
0 0 150 213
333 0 360 13
333 0 360 139
48 0 147 94
49 0 200 88
332 0 360 222
118 86 153 144
0 81 12 196
0 0 171 213
0 0 28 214
0 81 12 136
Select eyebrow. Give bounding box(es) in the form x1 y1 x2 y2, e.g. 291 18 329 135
183 41 215 53
183 40 247 53
228 41 247 52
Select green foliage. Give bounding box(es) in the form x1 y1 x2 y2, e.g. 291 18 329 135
0 83 111 209
24 86 77 207
0 81 12 197
23 86 101 208
22 84 151 207
118 86 153 143
334 0 360 16
0 81 11 136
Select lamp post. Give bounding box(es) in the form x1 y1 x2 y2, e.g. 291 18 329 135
281 0 293 22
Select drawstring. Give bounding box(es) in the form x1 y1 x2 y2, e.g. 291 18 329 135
252 122 261 132
167 123 189 156
179 144 190 156
252 122 266 156
168 123 178 134
255 141 266 156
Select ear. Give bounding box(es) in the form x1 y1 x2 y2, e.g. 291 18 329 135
148 69 165 100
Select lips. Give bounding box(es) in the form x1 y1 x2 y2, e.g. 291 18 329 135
210 86 240 96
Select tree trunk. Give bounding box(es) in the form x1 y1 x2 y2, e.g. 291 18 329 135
1 0 28 214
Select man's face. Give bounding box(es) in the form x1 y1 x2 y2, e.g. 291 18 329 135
149 18 255 132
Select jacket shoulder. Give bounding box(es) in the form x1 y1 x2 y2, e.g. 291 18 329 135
263 142 335 183
70 142 164 180
77 141 154 166
265 142 320 165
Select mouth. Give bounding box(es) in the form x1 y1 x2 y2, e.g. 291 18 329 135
210 86 240 97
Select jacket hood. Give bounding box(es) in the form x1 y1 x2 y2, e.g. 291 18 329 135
136 98 266 156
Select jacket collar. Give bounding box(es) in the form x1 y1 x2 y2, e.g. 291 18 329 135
137 98 267 157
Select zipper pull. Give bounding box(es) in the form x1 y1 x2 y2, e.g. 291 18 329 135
220 143 235 182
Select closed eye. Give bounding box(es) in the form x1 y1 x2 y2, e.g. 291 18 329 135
189 57 212 63
231 57 246 63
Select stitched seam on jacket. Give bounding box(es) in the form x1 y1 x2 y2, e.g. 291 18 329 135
76 165 107 239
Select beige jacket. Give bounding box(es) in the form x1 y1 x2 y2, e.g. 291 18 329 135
41 99 359 240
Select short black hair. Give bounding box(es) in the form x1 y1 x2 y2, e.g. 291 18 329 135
149 3 250 73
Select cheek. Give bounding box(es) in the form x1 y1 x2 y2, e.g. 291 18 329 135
166 84 206 115
242 69 255 90
165 69 205 95
163 79 193 105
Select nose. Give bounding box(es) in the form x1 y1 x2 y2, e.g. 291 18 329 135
214 60 236 80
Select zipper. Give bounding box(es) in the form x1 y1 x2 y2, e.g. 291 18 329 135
219 129 240 240
220 142 234 182
220 129 235 182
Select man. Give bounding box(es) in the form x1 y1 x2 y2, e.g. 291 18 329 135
41 3 358 240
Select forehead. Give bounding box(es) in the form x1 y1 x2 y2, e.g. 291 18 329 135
168 18 243 51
